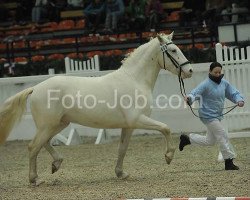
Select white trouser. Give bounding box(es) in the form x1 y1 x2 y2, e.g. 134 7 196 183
189 119 235 160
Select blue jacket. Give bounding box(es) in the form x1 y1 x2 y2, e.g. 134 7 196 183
188 77 244 124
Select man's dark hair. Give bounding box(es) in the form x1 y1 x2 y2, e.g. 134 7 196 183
209 62 222 71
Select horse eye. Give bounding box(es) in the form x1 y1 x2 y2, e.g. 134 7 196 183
171 49 177 53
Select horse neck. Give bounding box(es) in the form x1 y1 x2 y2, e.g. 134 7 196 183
119 39 161 91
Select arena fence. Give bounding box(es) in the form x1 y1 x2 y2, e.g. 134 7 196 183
216 43 250 131
64 55 100 74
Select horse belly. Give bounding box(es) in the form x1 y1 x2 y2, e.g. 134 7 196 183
64 106 127 128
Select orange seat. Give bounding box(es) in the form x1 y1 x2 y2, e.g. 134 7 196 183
0 43 7 49
14 57 28 64
63 38 76 44
47 54 65 60
58 20 75 30
87 51 103 58
125 48 135 55
31 55 45 62
159 30 171 35
142 32 155 39
76 19 85 28
167 11 180 22
0 58 7 63
13 41 25 49
126 33 137 40
41 22 58 32
67 52 84 59
104 50 123 56
49 39 62 45
119 34 127 41
30 40 44 49
113 49 123 56
194 43 205 49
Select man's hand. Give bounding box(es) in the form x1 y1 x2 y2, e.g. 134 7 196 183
237 101 244 107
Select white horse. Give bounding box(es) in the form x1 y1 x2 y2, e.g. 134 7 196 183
0 32 193 186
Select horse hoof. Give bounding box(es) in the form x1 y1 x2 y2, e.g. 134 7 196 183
165 149 175 164
165 155 172 164
116 171 129 180
52 159 63 174
30 178 45 187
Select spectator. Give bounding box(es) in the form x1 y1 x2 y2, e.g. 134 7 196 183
84 0 105 31
0 2 9 23
231 1 249 23
145 0 164 30
179 0 206 26
104 0 125 33
12 0 32 24
67 0 84 9
202 0 226 25
221 1 232 23
49 0 67 22
200 0 226 40
127 0 146 31
221 1 249 23
32 0 50 23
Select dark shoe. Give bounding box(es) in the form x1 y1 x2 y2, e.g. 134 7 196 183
225 158 239 170
179 134 191 151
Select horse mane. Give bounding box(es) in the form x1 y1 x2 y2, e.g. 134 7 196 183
121 33 168 66
120 37 157 67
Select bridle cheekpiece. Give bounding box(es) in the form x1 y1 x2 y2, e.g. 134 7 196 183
160 42 190 71
160 41 191 98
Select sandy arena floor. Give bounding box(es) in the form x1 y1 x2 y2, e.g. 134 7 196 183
0 134 249 200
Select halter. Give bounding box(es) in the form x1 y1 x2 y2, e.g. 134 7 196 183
160 42 237 119
160 42 190 98
160 42 190 71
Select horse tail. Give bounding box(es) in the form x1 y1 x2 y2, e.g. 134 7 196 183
0 87 33 144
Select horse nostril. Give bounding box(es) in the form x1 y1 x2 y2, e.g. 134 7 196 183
189 69 193 73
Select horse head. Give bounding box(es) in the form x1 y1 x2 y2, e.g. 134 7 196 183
157 32 193 79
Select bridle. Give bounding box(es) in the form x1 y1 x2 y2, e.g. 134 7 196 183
160 42 190 98
160 42 237 119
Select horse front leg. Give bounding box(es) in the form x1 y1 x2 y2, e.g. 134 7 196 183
135 114 175 164
115 128 133 179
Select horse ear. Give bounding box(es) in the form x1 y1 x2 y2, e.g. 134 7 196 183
168 31 174 40
157 34 164 44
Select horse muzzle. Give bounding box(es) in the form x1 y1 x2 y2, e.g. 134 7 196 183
181 68 193 79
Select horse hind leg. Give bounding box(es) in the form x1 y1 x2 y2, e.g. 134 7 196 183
28 122 69 186
28 129 51 186
44 142 63 174
115 128 133 179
